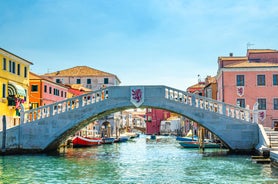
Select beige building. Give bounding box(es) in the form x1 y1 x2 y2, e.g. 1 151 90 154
42 66 121 91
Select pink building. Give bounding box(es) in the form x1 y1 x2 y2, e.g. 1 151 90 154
29 72 68 108
217 49 278 127
145 108 170 135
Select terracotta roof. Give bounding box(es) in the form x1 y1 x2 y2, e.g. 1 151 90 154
29 72 69 89
205 76 216 84
65 84 92 92
248 49 278 54
187 82 205 90
43 66 121 82
29 72 42 80
225 61 278 68
218 56 248 61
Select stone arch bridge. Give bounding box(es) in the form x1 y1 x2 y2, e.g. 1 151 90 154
0 85 259 154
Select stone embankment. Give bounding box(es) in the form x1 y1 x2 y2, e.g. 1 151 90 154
263 127 278 166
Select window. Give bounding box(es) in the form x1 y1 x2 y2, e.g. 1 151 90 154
31 85 38 92
30 103 39 109
87 79 91 84
44 85 47 93
56 79 61 83
61 91 63 97
274 98 278 110
12 61 15 74
2 84 6 98
236 99 245 108
104 78 109 84
236 75 245 86
76 79 81 84
3 58 6 70
54 89 59 96
257 75 265 86
147 116 152 122
273 74 278 86
9 60 12 72
24 67 27 78
17 64 20 75
49 87 52 94
258 98 266 110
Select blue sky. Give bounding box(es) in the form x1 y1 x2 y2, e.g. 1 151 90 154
1 0 278 90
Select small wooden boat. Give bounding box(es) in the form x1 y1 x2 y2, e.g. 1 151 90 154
72 136 102 147
179 141 221 148
114 136 130 143
124 132 139 139
102 137 115 144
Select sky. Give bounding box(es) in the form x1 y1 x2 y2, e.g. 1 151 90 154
1 0 278 90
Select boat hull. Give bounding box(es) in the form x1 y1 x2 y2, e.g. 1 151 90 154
102 137 115 144
179 141 221 148
72 136 102 147
176 136 198 142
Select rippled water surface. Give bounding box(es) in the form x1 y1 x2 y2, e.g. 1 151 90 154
1 135 278 183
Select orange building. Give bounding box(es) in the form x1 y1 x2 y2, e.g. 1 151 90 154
29 72 68 108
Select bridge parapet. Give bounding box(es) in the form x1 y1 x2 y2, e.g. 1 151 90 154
21 88 109 123
20 85 253 125
164 87 252 123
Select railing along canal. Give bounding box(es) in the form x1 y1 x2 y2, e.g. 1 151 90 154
164 87 252 123
21 88 109 123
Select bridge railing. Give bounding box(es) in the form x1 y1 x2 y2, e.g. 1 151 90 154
21 88 109 123
164 87 252 122
21 85 253 124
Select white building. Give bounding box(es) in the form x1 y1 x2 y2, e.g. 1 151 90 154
42 65 121 91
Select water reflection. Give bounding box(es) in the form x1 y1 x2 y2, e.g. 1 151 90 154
0 136 278 183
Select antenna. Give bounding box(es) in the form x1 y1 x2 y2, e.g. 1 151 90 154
247 42 254 50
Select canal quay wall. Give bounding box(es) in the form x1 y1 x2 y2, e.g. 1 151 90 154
255 124 278 165
1 85 259 155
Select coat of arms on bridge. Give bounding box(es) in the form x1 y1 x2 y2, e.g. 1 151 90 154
130 87 144 107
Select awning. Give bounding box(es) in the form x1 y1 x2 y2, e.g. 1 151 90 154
8 81 26 97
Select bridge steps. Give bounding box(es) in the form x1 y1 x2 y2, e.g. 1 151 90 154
265 127 278 148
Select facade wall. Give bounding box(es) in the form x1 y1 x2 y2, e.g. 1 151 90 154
41 81 68 105
49 76 119 91
145 108 170 135
29 78 68 108
218 69 278 127
0 49 32 129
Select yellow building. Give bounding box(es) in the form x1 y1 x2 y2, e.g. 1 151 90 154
0 48 33 129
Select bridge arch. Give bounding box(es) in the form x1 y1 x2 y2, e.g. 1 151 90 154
1 86 259 153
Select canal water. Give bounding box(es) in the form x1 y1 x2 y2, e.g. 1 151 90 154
1 135 278 183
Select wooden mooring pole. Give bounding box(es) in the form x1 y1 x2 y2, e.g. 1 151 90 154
2 115 6 153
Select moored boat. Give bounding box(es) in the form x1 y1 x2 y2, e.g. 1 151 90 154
179 141 221 148
124 132 139 139
114 136 130 143
176 136 198 142
72 136 102 147
102 137 115 144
